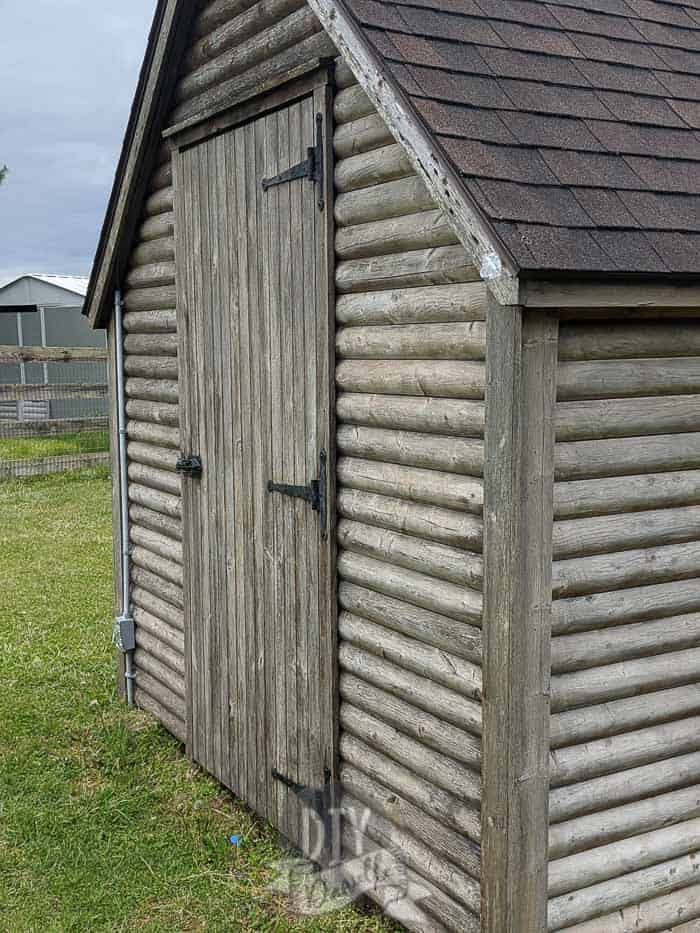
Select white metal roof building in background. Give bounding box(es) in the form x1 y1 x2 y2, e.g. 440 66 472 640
25 274 89 298
0 271 101 355
0 275 103 421
0 273 89 307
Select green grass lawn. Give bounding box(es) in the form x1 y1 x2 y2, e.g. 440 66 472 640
0 469 395 932
0 430 109 461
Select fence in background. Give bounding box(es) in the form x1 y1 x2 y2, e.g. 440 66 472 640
0 345 110 479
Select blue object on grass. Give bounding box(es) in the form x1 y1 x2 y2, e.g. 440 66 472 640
228 834 242 846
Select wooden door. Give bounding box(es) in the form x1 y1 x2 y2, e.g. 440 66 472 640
174 90 335 848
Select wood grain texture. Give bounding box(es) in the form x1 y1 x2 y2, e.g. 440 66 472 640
338 518 482 587
337 487 483 550
336 359 485 398
548 317 700 929
175 92 334 850
336 321 485 359
337 392 484 438
336 208 459 259
337 456 484 512
340 681 479 794
550 782 700 860
559 883 700 932
340 731 481 843
332 90 486 928
548 851 700 930
339 640 482 739
333 111 393 158
558 320 700 361
336 424 484 476
339 612 482 702
549 751 700 825
335 282 488 326
338 550 482 625
341 765 481 882
550 684 700 749
336 245 478 293
482 303 558 933
338 581 482 663
123 308 177 333
341 703 481 805
335 174 436 227
550 816 700 894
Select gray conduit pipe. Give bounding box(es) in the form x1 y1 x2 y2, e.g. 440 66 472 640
114 288 136 706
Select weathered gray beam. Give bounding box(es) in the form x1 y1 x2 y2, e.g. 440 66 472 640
481 301 558 933
0 345 107 363
0 383 107 401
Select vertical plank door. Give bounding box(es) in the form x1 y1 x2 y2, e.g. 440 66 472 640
174 91 335 849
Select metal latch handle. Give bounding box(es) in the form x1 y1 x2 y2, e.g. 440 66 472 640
176 454 202 478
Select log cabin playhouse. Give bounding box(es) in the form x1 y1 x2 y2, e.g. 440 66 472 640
86 0 700 929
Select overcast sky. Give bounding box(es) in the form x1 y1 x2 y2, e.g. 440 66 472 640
0 0 157 286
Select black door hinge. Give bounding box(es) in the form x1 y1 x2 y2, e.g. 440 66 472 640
176 454 202 478
267 449 327 538
261 113 325 211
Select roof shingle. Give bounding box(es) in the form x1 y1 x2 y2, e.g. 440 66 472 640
351 0 700 274
94 0 700 326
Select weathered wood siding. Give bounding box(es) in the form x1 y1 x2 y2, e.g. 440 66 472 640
333 63 485 933
175 93 335 847
119 0 334 744
548 318 700 932
169 0 334 130
122 141 185 742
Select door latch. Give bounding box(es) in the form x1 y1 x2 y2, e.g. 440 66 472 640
261 113 325 211
271 767 306 795
176 454 202 478
267 449 327 537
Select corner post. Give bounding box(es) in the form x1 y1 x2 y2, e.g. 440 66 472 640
481 297 558 932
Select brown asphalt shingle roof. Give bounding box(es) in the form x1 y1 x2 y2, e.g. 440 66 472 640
345 0 700 275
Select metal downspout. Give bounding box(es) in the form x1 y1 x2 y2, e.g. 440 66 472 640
113 288 136 706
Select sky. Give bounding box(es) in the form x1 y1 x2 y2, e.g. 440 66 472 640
0 0 158 286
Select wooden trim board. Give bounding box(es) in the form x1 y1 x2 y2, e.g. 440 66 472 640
0 383 107 401
481 299 558 932
165 59 335 148
522 280 700 312
0 345 107 363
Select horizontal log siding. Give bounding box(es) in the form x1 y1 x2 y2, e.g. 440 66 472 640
333 67 483 932
122 141 185 741
119 0 339 745
168 0 335 129
548 318 700 932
